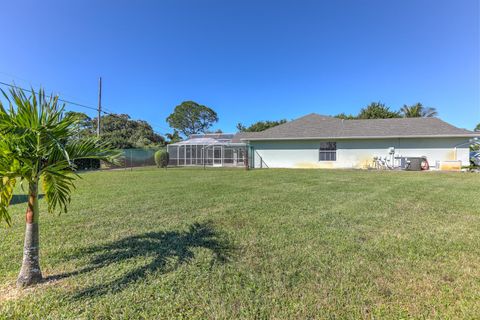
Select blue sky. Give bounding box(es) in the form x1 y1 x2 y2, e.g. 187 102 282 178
0 0 478 134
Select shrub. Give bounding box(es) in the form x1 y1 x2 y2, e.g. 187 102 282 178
73 158 101 170
154 150 169 168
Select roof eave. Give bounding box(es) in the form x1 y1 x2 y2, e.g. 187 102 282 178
242 133 479 141
168 142 247 146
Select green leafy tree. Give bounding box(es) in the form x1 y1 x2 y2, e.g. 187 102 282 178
0 87 118 287
236 119 287 132
358 102 401 119
475 123 480 132
98 114 164 148
334 113 357 120
64 111 94 138
166 101 218 137
165 130 182 144
236 123 247 132
401 103 438 118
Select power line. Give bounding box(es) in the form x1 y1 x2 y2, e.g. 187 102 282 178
0 71 100 109
0 80 124 117
0 81 99 112
102 107 116 114
0 71 42 88
0 80 172 135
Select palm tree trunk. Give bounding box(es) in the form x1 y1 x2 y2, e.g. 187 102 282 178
17 181 43 287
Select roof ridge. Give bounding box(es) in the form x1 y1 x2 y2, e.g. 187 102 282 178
259 113 340 134
345 117 439 121
310 113 339 119
241 113 477 139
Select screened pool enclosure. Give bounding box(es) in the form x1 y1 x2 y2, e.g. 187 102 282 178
167 134 247 167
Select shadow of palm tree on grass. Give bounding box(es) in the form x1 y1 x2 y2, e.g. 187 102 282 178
47 222 233 299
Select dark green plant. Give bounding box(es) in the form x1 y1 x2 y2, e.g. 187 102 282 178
165 129 182 144
0 86 119 287
334 113 357 120
155 150 169 168
236 119 287 132
401 103 438 117
73 158 101 170
64 111 95 138
98 114 165 148
463 164 479 172
358 102 401 119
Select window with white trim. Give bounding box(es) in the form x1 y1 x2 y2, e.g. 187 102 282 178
319 142 336 161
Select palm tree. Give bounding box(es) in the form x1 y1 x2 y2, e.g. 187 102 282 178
401 103 438 118
0 87 118 287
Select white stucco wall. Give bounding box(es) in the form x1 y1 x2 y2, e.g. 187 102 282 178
250 138 471 169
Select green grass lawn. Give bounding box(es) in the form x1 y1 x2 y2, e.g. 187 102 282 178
1 168 479 319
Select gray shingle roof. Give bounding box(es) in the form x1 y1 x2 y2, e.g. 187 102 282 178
242 113 477 140
231 132 259 143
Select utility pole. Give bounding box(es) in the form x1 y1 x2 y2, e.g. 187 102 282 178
97 77 102 137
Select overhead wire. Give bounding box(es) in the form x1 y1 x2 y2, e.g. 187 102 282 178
0 72 91 106
0 81 99 112
0 80 171 135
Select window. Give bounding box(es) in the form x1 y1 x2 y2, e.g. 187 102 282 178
319 142 336 161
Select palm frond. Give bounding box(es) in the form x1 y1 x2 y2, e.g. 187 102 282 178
41 166 76 214
421 107 438 117
0 84 119 225
0 176 16 226
66 138 121 164
401 103 438 118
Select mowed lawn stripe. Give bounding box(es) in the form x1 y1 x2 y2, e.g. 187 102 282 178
1 168 479 318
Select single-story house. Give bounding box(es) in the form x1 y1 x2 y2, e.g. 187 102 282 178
241 113 478 169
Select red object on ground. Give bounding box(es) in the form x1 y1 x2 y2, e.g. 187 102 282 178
421 159 430 170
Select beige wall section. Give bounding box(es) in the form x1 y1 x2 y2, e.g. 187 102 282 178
250 138 471 169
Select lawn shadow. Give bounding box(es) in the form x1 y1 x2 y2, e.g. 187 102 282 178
46 222 233 299
11 194 44 205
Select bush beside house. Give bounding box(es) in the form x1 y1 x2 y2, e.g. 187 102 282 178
155 150 169 168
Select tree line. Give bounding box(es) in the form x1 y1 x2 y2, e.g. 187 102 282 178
236 102 442 133
334 102 438 119
66 112 165 149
